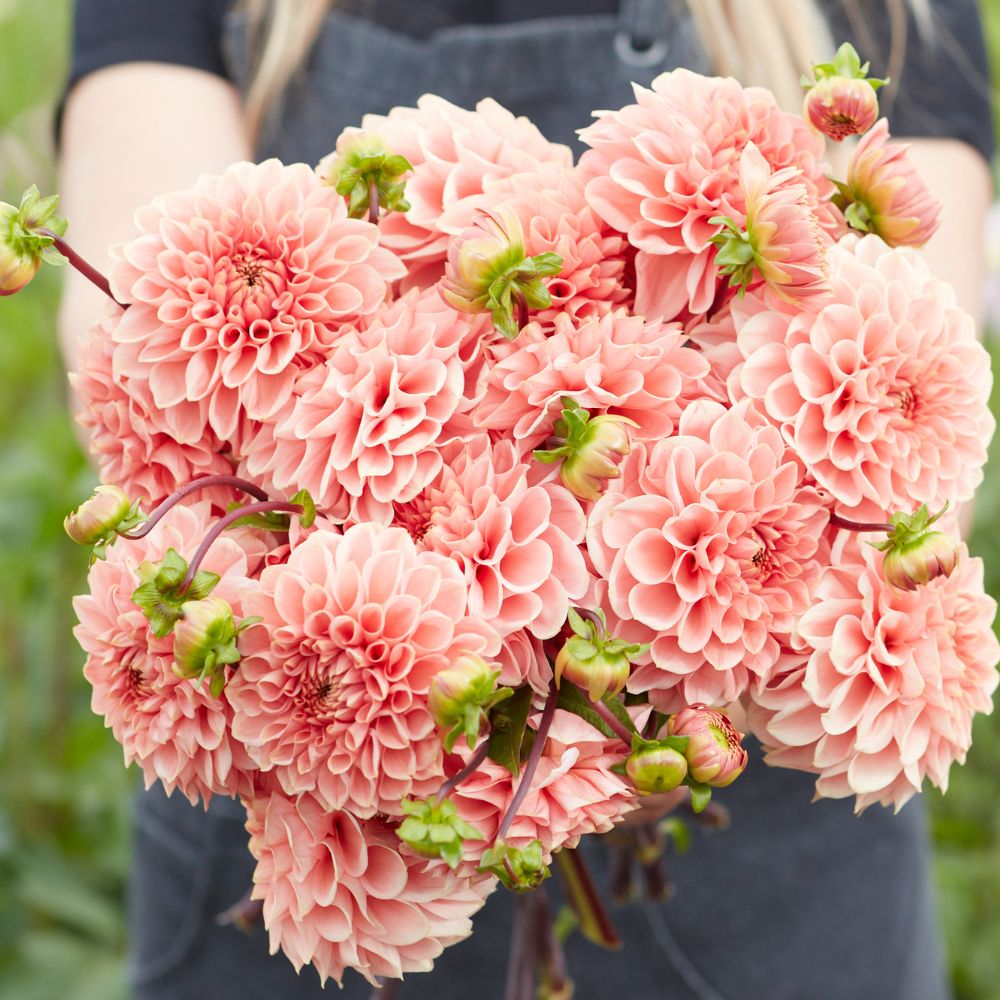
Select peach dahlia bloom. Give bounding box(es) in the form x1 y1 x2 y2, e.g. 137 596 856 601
391 436 589 639
587 400 828 711
579 69 838 321
71 502 259 804
242 288 473 521
108 159 404 443
473 309 709 453
246 787 493 986
738 235 994 518
748 544 1000 812
228 522 498 817
73 317 234 508
354 96 572 285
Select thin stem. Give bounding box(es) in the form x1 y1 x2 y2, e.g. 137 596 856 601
497 683 558 842
590 697 634 747
120 475 271 539
180 501 301 593
215 890 264 933
515 289 529 332
829 512 892 534
504 894 536 1000
553 848 622 949
436 739 491 804
370 980 400 1000
368 178 379 224
535 889 572 996
38 227 122 305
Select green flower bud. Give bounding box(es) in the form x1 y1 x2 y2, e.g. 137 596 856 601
801 42 886 142
64 485 144 562
131 548 221 639
428 653 513 752
875 504 959 592
316 130 412 221
0 186 67 296
172 596 244 695
478 839 550 892
625 743 689 795
554 607 647 702
396 796 484 869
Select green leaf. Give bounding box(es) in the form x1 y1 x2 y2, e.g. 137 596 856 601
566 607 591 639
290 488 316 528
555 681 616 740
688 782 712 814
487 686 533 776
601 693 638 735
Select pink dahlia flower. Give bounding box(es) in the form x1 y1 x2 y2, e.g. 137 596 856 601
587 399 829 711
245 787 492 986
228 522 498 817
71 502 259 804
474 309 709 453
841 119 940 247
494 627 554 697
749 545 1000 812
442 163 632 326
391 436 589 639
73 317 234 508
738 235 994 518
448 709 636 861
242 288 474 521
108 159 404 442
579 69 839 321
352 97 571 286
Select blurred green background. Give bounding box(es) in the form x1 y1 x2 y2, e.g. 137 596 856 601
2 2 1000 997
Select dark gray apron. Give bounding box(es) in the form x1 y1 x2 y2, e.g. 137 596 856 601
126 3 949 997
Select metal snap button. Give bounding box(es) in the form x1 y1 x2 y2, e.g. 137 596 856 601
613 30 669 68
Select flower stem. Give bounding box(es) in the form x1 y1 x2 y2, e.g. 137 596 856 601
180 501 302 594
590 697 634 747
553 848 622 949
504 894 537 1000
37 227 122 305
368 177 379 225
214 890 264 933
120 475 271 540
435 739 491 804
496 682 558 842
515 289 529 332
829 512 892 533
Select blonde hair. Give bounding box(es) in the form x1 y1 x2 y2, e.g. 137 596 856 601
240 0 922 142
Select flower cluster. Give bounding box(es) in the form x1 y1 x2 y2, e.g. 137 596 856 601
56 57 995 989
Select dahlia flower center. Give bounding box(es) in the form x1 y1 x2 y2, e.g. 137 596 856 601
294 658 342 720
890 384 918 422
225 246 289 315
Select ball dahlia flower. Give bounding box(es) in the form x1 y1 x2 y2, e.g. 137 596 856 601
391 435 589 639
579 68 839 321
473 309 709 453
245 787 493 986
242 287 474 521
73 317 234 508
587 399 829 711
353 96 572 286
738 235 994 518
748 544 1000 812
228 522 499 817
72 502 259 804
107 159 404 443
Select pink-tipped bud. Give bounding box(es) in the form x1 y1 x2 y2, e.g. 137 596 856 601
804 76 879 142
554 608 648 702
802 43 885 142
0 211 41 296
625 743 688 795
173 596 243 695
64 485 134 545
876 504 959 591
315 128 412 220
1 186 68 296
428 653 510 752
669 705 748 788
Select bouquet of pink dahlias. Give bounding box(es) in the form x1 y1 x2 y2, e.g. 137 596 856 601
6 41 996 994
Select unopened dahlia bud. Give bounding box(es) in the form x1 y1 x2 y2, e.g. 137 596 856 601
802 43 885 141
625 742 688 795
439 206 563 340
535 400 637 502
131 548 221 638
1 186 67 296
64 485 134 545
397 797 484 869
316 129 412 221
173 596 249 696
669 705 748 788
479 839 550 892
429 653 512 752
875 504 959 591
834 119 940 247
554 607 647 702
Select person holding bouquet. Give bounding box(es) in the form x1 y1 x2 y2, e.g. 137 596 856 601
51 1 994 998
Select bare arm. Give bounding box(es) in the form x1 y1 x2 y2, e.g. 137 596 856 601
57 62 251 371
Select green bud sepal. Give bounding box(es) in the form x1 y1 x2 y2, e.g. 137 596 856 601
131 548 220 638
397 797 484 869
479 839 550 892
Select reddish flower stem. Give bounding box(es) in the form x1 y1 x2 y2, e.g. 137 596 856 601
829 512 892 534
180 501 302 594
515 289 529 332
553 848 622 950
590 697 634 747
120 475 271 540
215 890 264 932
496 682 558 842
368 178 379 225
435 739 491 804
38 227 122 305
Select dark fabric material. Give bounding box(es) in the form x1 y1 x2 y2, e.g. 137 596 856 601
66 0 995 161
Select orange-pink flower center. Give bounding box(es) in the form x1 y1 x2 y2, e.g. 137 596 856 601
224 245 289 318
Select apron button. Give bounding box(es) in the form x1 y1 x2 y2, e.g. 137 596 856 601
613 30 669 68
